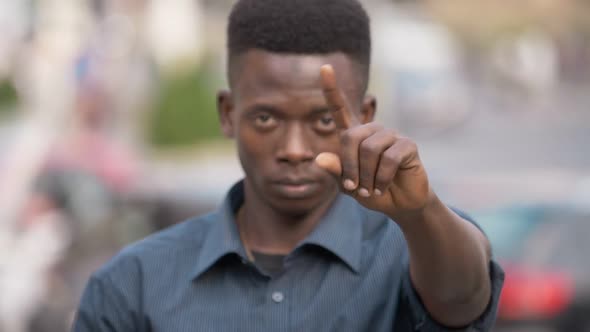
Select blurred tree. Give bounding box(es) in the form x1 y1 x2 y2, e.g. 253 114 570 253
147 63 222 148
0 80 18 114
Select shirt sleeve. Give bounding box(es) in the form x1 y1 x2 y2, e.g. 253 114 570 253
393 207 505 331
394 259 505 332
71 274 139 332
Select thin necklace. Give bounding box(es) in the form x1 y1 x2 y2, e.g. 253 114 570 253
237 207 255 262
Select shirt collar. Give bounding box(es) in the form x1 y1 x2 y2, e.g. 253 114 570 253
297 193 363 273
191 182 249 280
192 180 363 279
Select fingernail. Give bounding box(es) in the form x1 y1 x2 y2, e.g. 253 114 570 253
358 188 371 198
343 179 356 191
374 189 382 196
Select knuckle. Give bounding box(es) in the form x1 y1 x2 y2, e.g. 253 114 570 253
382 153 401 168
341 130 363 146
399 137 417 149
368 123 384 131
384 131 401 143
359 140 379 157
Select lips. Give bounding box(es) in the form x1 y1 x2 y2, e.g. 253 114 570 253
272 178 320 199
275 178 315 185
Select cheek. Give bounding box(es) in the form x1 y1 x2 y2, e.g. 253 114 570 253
315 132 341 154
236 124 275 166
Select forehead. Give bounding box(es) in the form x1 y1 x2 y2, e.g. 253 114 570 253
231 50 363 104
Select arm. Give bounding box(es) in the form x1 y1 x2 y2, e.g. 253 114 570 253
393 195 492 327
315 64 497 328
72 274 139 332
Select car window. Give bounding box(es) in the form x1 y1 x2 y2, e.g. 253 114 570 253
475 207 545 261
541 214 590 277
481 207 590 279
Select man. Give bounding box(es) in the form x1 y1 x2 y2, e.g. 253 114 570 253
73 0 504 331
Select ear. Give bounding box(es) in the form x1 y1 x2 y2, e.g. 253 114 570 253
217 90 235 138
360 94 377 124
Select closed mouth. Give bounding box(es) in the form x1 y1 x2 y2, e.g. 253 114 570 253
272 179 320 198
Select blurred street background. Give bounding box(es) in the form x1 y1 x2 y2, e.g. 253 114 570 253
0 0 588 331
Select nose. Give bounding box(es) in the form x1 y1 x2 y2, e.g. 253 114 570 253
277 123 314 165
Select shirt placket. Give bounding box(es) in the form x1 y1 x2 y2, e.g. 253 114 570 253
264 266 293 332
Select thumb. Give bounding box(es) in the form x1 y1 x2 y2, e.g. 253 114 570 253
315 152 342 177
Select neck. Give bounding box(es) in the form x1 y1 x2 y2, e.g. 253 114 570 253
238 180 337 256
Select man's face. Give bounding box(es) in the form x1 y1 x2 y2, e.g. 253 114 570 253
219 49 375 216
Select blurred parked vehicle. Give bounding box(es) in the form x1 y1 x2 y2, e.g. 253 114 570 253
475 204 590 332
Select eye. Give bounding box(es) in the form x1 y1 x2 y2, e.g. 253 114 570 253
257 114 271 123
253 113 278 129
320 116 334 126
315 114 337 133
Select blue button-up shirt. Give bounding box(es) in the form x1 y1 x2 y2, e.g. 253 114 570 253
73 181 504 331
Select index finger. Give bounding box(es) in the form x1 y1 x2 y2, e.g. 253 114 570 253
320 64 360 129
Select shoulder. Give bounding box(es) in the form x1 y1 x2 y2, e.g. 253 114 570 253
75 212 220 324
359 204 480 240
93 212 218 282
356 204 481 253
357 204 408 252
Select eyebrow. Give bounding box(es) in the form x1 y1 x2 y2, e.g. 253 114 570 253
244 104 282 116
309 107 331 116
243 104 332 119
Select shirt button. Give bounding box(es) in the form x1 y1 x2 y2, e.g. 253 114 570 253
271 291 284 303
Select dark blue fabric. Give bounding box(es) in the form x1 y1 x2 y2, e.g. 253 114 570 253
73 181 504 332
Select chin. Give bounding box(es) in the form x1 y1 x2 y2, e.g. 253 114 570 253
272 199 321 217
266 187 337 218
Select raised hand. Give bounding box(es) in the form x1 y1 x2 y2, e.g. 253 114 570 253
315 65 433 217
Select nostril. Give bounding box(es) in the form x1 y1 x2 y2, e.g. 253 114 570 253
278 155 314 165
277 125 314 163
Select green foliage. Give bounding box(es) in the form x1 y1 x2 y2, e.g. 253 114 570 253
0 80 18 114
148 66 222 148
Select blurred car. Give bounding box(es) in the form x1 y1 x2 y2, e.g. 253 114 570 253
474 204 590 332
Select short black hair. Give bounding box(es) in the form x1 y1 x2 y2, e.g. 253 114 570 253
227 0 371 90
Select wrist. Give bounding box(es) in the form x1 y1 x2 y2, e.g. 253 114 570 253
387 189 441 226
